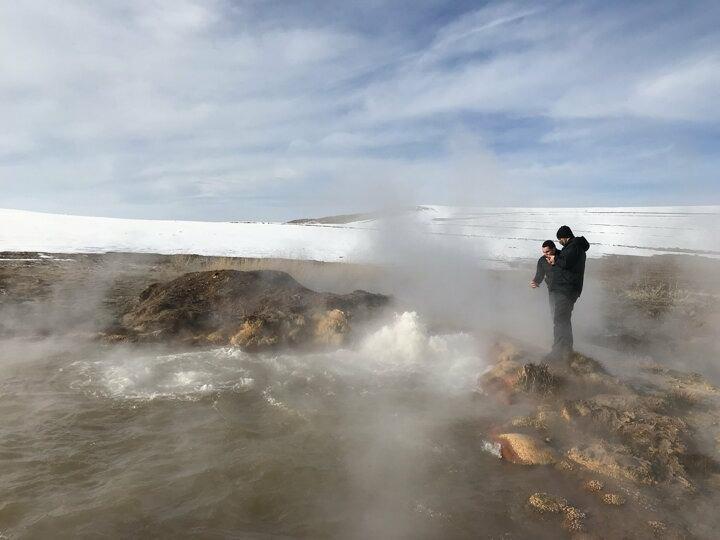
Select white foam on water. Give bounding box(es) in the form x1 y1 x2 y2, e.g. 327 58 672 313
481 440 503 459
358 311 485 390
361 312 432 364
70 347 255 401
70 312 485 401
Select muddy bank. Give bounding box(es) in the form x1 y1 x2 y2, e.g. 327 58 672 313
0 252 384 340
2 251 718 350
105 269 389 349
2 250 719 382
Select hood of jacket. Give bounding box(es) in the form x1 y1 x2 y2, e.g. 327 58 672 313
571 236 590 252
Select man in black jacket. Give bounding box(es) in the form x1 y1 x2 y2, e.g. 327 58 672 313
547 225 590 360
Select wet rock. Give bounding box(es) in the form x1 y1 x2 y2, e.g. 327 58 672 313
555 459 575 473
485 343 720 529
567 442 654 485
528 492 566 513
641 364 718 393
478 357 523 395
313 309 349 345
99 325 132 343
511 415 541 429
511 415 547 432
496 433 558 465
516 363 562 395
645 520 688 539
229 317 285 349
568 352 606 375
601 492 626 506
562 394 690 486
480 359 561 400
528 492 586 533
583 479 604 492
582 479 627 506
108 269 389 350
510 405 558 432
561 505 586 533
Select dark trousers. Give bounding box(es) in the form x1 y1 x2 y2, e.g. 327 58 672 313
549 291 579 357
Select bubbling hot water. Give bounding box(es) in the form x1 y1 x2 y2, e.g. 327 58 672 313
0 313 570 539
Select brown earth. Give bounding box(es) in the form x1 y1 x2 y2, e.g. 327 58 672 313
480 344 718 489
2 251 718 356
495 432 558 465
0 252 384 340
528 492 587 533
105 269 389 349
480 341 720 538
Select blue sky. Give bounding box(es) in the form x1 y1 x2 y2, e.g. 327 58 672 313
1 0 718 221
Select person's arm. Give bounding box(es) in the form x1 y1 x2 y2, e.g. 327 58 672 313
554 242 579 269
531 258 545 287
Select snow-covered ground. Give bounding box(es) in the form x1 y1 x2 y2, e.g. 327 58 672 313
1 206 718 264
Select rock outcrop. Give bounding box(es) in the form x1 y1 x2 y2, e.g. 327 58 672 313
567 442 654 485
479 342 709 490
528 492 586 533
103 269 389 350
562 394 690 486
477 339 720 537
495 433 558 465
478 342 562 400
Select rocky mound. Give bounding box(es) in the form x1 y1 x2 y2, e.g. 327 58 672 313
479 345 706 488
478 341 720 537
103 269 389 349
495 433 558 465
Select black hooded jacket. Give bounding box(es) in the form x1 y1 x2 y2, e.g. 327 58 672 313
553 236 590 296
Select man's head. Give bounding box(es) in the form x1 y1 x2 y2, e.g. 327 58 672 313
542 239 556 258
556 225 574 246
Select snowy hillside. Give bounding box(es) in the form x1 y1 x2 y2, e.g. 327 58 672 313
1 206 718 264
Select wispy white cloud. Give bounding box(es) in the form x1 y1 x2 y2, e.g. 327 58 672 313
0 0 718 220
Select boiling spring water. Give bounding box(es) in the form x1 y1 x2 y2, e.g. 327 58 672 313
1 313 590 538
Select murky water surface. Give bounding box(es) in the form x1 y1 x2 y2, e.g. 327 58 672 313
0 314 642 538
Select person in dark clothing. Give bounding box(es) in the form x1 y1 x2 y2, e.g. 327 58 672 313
531 240 557 289
546 226 590 360
531 239 559 319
